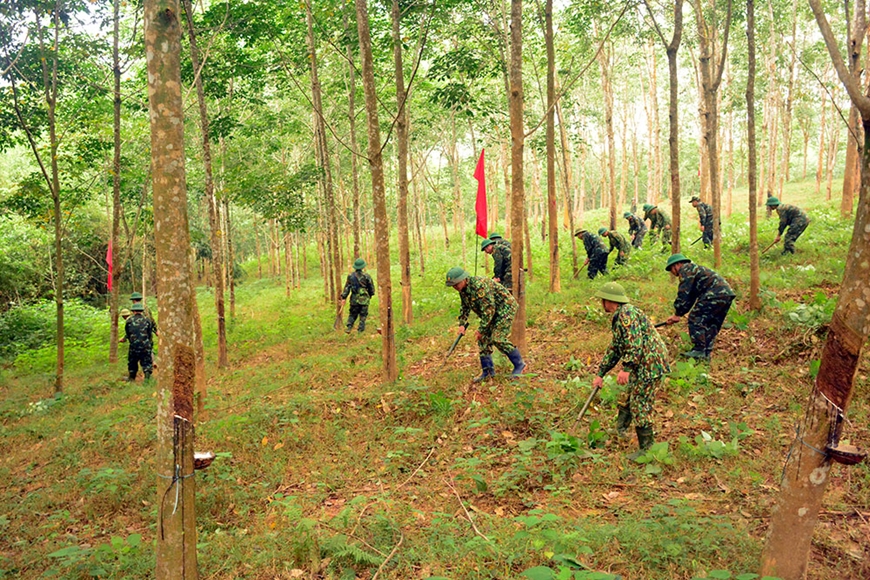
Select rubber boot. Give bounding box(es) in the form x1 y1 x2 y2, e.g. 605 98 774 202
507 348 526 377
472 355 495 383
144 371 152 382
627 425 655 460
615 405 632 438
127 371 137 382
680 349 709 361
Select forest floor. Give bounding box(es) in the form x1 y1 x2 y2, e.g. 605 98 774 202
1 181 869 579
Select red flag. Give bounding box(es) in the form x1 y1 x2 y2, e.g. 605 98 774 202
473 149 487 238
106 239 113 292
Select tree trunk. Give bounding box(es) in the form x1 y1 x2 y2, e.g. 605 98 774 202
345 13 362 258
356 0 398 382
545 0 559 292
182 0 227 368
555 87 579 279
843 106 861 215
109 0 122 364
779 0 799 196
746 0 761 312
144 1 198 577
392 0 413 324
599 43 617 230
816 77 828 196
508 0 526 352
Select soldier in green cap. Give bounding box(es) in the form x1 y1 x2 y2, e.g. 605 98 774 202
592 281 670 458
445 267 526 381
130 291 154 321
664 254 735 360
482 237 512 291
574 229 609 279
690 196 714 248
124 302 158 381
643 204 672 249
340 258 375 333
624 211 647 249
599 227 631 266
766 197 809 254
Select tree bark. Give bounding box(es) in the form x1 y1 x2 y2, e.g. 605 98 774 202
182 0 227 368
345 12 362 258
509 0 526 351
746 0 761 312
109 0 122 364
392 0 413 323
545 0 560 292
598 42 617 230
144 1 198 577
356 0 398 382
555 87 579 279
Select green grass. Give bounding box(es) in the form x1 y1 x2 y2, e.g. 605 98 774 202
0 177 868 579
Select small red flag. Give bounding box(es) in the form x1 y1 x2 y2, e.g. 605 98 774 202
106 239 113 292
473 149 487 238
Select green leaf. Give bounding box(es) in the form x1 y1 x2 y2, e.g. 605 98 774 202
707 571 732 579
734 574 759 580
521 566 557 580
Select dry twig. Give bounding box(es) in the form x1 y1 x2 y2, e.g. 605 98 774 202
371 530 404 580
445 476 490 542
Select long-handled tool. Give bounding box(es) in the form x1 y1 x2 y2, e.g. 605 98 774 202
690 235 704 246
654 321 669 328
572 384 601 429
445 332 463 360
761 239 778 255
333 301 345 331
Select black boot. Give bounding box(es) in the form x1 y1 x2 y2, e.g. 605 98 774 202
615 405 632 438
144 371 152 382
127 371 137 382
627 425 655 460
472 355 495 383
506 348 526 377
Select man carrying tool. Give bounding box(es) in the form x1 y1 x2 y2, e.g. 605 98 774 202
765 197 809 255
124 302 158 382
624 211 647 249
591 282 670 459
481 237 512 291
340 258 375 334
446 267 525 382
599 227 631 267
642 204 672 250
574 229 609 280
690 195 714 248
664 254 735 361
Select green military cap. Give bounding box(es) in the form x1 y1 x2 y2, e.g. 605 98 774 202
574 228 587 237
131 303 145 312
595 281 630 304
445 267 469 286
353 258 366 269
481 238 495 251
765 196 781 207
130 292 143 300
598 227 608 236
623 212 632 219
488 232 503 240
120 308 132 318
690 195 701 203
665 253 691 271
642 204 653 212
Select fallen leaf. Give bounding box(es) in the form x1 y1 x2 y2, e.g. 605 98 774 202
261 437 268 446
273 442 284 451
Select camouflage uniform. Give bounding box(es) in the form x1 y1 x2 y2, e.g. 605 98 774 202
492 241 512 290
125 313 157 380
674 262 735 357
598 304 671 429
695 201 714 247
457 275 517 357
626 214 647 249
644 208 672 248
776 204 809 254
341 270 375 332
605 231 631 266
582 234 609 280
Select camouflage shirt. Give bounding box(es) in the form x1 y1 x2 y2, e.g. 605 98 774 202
125 314 157 352
341 270 375 306
605 231 631 255
582 234 609 259
626 214 647 235
695 201 713 225
457 276 517 336
673 262 736 316
599 304 670 383
492 243 512 283
776 204 809 235
645 208 671 232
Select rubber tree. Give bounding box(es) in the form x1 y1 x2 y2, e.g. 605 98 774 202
508 0 527 352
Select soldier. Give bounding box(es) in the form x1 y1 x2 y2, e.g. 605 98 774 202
120 308 132 322
123 302 157 381
129 292 154 321
446 267 525 382
481 237 512 290
488 232 511 251
574 229 609 280
340 258 375 333
599 227 631 266
690 195 714 248
592 282 671 459
664 254 735 361
642 204 672 250
624 211 647 249
766 197 809 255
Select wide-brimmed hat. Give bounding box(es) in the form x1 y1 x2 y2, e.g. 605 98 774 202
595 282 630 304
353 258 366 269
131 303 145 312
481 239 495 251
665 253 691 272
766 197 781 207
130 292 143 300
445 267 469 286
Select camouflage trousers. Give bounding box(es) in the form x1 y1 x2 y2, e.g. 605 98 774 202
346 304 369 332
619 375 664 429
588 253 609 280
128 348 153 377
649 227 672 250
783 221 808 254
478 311 517 357
688 296 734 356
702 220 714 247
615 250 630 266
631 230 645 249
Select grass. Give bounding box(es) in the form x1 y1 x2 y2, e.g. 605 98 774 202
0 177 868 579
